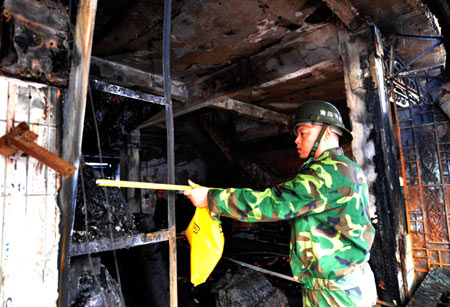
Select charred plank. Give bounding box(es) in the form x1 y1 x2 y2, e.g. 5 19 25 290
1 0 70 85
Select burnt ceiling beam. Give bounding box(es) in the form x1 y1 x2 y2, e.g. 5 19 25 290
321 0 364 32
136 23 342 128
139 24 342 128
89 56 187 101
138 58 341 128
211 99 289 126
189 23 341 102
138 98 290 129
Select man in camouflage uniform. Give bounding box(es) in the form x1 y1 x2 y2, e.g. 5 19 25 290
185 100 377 307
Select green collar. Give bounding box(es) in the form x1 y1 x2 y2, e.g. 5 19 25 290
300 147 344 170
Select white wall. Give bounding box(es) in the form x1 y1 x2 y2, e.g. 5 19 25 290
0 76 60 306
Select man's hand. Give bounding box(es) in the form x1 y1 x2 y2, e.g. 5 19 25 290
184 179 209 208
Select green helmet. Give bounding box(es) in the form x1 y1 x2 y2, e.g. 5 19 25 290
289 100 352 145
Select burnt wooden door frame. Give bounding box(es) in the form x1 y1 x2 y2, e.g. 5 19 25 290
340 26 407 304
369 27 407 303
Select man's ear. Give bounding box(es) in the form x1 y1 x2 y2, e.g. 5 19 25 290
324 127 332 140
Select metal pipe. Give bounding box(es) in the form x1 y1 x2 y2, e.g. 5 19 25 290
57 0 98 306
390 40 444 79
222 257 300 283
71 229 170 256
393 33 444 41
397 65 444 75
162 0 177 305
89 78 164 105
396 75 443 79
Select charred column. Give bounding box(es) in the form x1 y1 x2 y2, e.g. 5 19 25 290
339 26 407 303
58 0 98 306
125 129 142 214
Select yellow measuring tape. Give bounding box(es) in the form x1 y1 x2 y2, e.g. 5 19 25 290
97 178 223 286
96 179 195 191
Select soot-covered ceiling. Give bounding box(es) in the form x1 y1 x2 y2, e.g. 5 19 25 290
82 0 447 159
93 0 337 81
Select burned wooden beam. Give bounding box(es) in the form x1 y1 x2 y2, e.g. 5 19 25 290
137 99 211 128
125 130 142 213
189 23 341 103
138 57 340 128
322 0 364 31
137 23 342 128
211 99 289 126
90 56 187 102
138 97 291 129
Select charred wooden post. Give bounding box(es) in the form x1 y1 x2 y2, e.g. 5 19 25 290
371 27 409 302
58 0 98 306
126 129 142 213
339 25 407 304
338 26 377 206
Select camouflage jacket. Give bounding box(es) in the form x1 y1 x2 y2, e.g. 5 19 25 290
207 147 375 290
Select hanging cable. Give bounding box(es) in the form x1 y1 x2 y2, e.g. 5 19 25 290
79 154 105 302
88 84 125 303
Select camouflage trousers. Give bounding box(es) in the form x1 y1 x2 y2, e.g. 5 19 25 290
301 262 377 307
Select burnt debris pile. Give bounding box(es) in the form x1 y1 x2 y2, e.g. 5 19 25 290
69 256 125 307
211 267 289 307
72 165 136 243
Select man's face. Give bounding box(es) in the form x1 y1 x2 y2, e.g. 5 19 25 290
294 124 322 159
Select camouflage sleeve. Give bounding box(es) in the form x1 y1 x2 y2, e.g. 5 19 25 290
207 167 328 222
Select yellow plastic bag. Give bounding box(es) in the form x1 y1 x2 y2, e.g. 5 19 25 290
186 207 225 286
